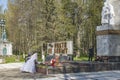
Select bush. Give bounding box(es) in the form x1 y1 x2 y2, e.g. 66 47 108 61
4 55 17 63
2 55 24 63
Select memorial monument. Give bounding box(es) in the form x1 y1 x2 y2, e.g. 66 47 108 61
96 0 120 61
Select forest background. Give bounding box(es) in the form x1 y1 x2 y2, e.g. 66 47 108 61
0 0 103 61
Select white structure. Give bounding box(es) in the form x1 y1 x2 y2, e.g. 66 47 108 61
0 29 12 55
101 0 115 25
21 53 38 73
96 0 120 61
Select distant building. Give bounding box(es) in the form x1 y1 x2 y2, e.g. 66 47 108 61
0 29 12 55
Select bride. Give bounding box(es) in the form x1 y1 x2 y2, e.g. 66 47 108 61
20 53 38 73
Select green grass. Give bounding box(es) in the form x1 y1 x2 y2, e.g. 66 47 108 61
74 56 95 61
3 55 16 63
1 55 94 63
1 55 24 63
3 55 41 63
74 56 88 61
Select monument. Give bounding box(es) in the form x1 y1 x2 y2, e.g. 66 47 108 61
96 0 120 61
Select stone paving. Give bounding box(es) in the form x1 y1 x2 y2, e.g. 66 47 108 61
37 71 120 80
0 62 23 69
1 63 120 80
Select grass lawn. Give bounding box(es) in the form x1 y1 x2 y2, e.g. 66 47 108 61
74 56 95 61
0 55 24 63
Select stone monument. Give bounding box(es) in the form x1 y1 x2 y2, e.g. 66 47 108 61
101 0 115 25
96 0 120 61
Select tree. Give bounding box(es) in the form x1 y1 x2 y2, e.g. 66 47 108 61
5 0 103 58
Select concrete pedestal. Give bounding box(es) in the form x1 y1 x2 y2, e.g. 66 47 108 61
97 35 120 56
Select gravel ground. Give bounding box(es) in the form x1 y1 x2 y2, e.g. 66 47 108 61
0 63 55 80
1 63 120 80
0 68 50 80
1 67 120 80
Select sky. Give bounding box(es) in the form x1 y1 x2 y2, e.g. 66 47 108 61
0 0 8 12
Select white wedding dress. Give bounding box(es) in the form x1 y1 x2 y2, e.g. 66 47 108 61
20 53 37 73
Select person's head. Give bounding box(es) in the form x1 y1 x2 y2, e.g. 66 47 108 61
28 54 31 56
90 45 92 48
92 45 94 48
33 51 37 54
53 55 55 59
28 52 32 56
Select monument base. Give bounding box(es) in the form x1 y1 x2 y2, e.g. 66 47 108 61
95 56 120 62
96 24 120 62
96 35 120 56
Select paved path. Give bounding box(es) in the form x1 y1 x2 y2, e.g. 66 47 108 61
0 63 120 80
36 71 120 80
0 62 23 69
